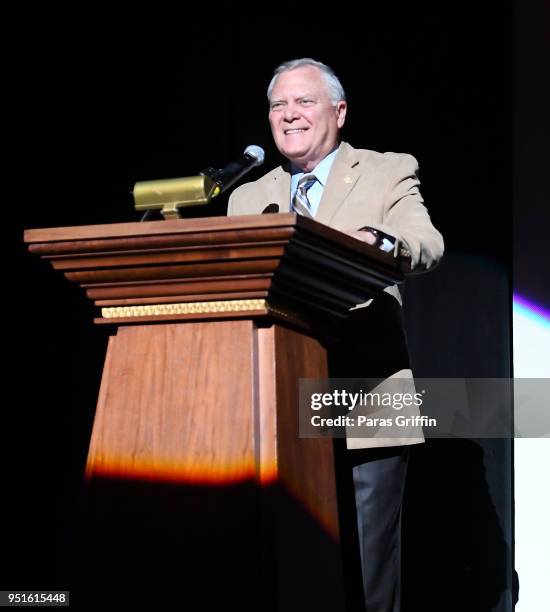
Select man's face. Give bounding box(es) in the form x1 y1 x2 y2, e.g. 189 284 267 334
268 66 347 172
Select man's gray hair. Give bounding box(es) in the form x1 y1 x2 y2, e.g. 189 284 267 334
267 58 346 106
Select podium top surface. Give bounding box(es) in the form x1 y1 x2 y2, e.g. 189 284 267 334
24 214 403 327
24 213 380 257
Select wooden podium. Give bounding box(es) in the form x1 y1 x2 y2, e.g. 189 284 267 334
25 214 403 611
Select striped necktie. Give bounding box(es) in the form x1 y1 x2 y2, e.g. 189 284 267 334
292 174 317 218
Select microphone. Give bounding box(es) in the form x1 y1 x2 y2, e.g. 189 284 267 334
201 145 265 195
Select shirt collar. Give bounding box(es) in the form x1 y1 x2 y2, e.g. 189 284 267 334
290 146 340 190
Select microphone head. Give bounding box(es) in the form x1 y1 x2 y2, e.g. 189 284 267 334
244 145 265 166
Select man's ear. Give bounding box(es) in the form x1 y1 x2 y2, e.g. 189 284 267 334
336 101 347 128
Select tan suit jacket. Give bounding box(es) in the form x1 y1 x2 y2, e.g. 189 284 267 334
228 142 444 449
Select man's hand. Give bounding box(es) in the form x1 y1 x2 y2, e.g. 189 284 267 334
346 227 412 272
347 229 378 245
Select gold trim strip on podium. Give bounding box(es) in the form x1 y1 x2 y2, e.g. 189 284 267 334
101 299 268 319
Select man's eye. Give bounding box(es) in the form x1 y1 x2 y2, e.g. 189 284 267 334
300 99 315 106
271 102 284 110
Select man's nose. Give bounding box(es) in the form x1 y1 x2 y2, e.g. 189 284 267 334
283 104 300 121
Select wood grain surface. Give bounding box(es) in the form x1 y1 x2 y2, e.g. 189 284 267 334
86 320 256 483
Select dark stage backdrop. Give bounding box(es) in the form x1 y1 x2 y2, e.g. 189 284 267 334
9 7 515 611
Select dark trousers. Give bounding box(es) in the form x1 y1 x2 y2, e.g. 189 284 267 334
328 294 413 611
349 446 410 612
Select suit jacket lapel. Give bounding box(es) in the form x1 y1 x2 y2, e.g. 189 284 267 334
266 165 291 212
315 142 361 225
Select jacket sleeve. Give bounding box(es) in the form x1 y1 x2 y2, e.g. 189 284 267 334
363 153 444 274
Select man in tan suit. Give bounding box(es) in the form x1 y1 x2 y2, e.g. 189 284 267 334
228 58 443 611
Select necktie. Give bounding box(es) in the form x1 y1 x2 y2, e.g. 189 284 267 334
292 174 317 218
